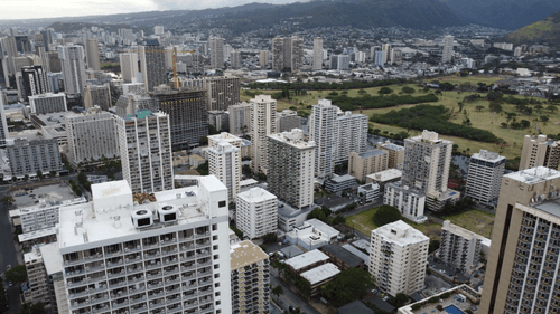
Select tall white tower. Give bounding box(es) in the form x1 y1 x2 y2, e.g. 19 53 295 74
250 95 277 175
57 45 86 96
313 37 324 70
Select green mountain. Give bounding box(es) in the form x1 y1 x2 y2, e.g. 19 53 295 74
506 11 560 45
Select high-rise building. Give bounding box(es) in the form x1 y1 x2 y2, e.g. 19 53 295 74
348 150 389 182
236 188 278 239
84 38 101 71
442 35 454 63
382 44 391 63
83 83 112 111
139 39 166 92
309 99 338 179
250 95 277 174
231 50 242 69
335 111 367 163
259 50 269 68
513 46 522 57
115 111 173 193
29 93 67 114
230 240 271 312
313 37 324 70
374 50 385 67
151 90 208 150
228 102 252 136
66 111 119 166
47 51 61 73
1 36 18 76
20 65 48 101
154 25 165 35
376 141 404 169
439 220 482 275
519 134 560 171
479 167 560 314
58 45 86 95
120 53 139 83
209 37 224 69
207 134 241 202
6 138 63 179
337 55 349 71
402 131 458 210
370 220 429 295
56 178 232 314
271 36 303 73
0 95 10 146
276 110 301 133
465 150 505 207
390 48 402 65
268 129 316 209
24 247 51 307
181 77 240 111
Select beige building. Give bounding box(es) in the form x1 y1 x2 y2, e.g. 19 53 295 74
519 134 560 170
348 150 389 182
259 50 269 68
370 220 429 296
480 167 560 314
250 95 277 174
376 141 404 169
83 84 112 111
230 240 271 313
84 38 101 71
228 102 252 136
276 110 301 133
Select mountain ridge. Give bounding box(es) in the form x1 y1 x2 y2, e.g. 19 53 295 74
506 11 560 45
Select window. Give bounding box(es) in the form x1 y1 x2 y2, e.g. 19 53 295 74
218 201 226 208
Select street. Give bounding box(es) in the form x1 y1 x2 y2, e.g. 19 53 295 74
0 186 22 314
270 275 320 314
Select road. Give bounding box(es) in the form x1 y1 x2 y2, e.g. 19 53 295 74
0 186 22 314
270 275 320 314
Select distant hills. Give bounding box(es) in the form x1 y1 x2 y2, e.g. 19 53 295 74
440 0 560 30
506 11 560 45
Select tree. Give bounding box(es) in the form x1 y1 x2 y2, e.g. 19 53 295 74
401 86 414 94
373 205 402 227
429 239 440 254
541 115 550 123
49 171 57 178
475 105 484 112
535 104 543 113
77 172 87 184
36 170 43 179
547 105 558 113
389 293 409 308
521 120 531 129
422 86 430 93
6 265 27 283
320 268 374 307
272 285 284 302
378 87 393 95
19 303 44 314
24 174 29 181
1 196 15 205
488 102 502 113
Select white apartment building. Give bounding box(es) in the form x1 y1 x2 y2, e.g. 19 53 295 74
5 138 63 179
465 150 505 207
66 111 120 166
120 53 140 84
230 240 270 313
0 94 10 146
236 188 278 239
24 247 51 306
370 220 429 296
383 181 427 222
250 95 277 175
58 45 86 96
209 37 224 69
115 94 154 116
228 103 252 136
309 99 338 179
268 129 315 209
358 182 381 203
115 111 173 193
276 110 301 133
10 197 86 234
57 178 232 314
335 111 367 163
439 220 482 274
207 140 241 202
442 35 454 63
29 93 67 114
313 38 323 70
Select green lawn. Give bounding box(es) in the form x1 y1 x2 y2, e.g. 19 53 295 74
345 207 495 240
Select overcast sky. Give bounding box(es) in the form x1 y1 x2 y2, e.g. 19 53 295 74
0 0 299 20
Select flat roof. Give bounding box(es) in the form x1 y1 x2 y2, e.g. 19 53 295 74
305 219 339 238
524 197 560 220
321 245 363 268
342 244 370 265
300 263 340 285
505 166 560 184
279 245 305 258
328 174 355 183
471 150 505 163
18 227 57 242
366 169 402 182
230 240 269 270
357 149 387 159
240 179 258 186
442 220 480 240
40 242 64 275
91 180 132 200
379 142 404 151
285 249 329 270
237 187 277 203
372 220 429 246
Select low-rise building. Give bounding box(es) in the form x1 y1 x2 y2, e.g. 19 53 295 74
29 93 67 114
285 249 330 274
325 174 356 193
370 220 429 296
286 219 339 250
348 150 389 182
236 187 278 239
366 169 402 191
300 263 340 296
439 220 483 274
230 240 271 314
358 182 381 203
383 181 426 222
320 244 365 270
4 138 63 179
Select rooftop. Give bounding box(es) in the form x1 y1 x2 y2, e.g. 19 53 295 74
504 166 560 184
230 240 269 270
11 183 78 209
471 150 505 163
237 187 277 203
39 242 64 275
337 301 374 314
300 263 340 285
285 249 329 270
328 174 356 183
366 169 402 182
379 142 404 151
279 245 305 258
522 197 560 220
342 244 369 265
442 220 481 240
357 149 387 159
18 227 56 242
321 244 364 267
372 220 429 246
268 129 315 150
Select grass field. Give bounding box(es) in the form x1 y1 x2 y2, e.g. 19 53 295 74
242 75 560 159
345 207 495 240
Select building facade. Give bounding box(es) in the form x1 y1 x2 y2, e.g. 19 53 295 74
6 138 63 178
519 134 560 171
120 53 139 84
29 93 67 114
236 188 278 239
376 141 405 170
268 129 315 209
209 37 224 69
83 84 112 111
313 37 323 70
309 99 338 179
439 220 482 274
348 150 389 182
259 50 269 68
116 111 173 193
20 65 49 101
66 111 120 165
250 95 277 175
140 40 166 92
370 220 429 296
276 110 301 133
57 45 86 96
207 138 241 202
335 111 367 162
479 167 560 314
228 103 252 136
384 181 426 222
465 150 505 207
271 36 303 73
84 38 101 71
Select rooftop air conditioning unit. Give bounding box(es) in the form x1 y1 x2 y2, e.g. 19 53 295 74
132 209 153 228
158 205 178 223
